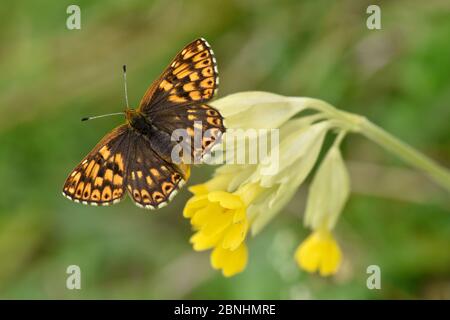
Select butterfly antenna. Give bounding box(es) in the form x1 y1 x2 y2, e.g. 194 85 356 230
81 65 131 122
123 64 129 109
81 112 125 122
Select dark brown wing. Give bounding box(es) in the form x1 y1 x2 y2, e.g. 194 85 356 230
137 38 224 162
138 38 219 114
150 103 225 163
62 125 130 206
125 130 190 209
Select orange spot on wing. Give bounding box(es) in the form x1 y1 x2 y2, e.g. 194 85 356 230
173 63 189 75
193 51 209 62
112 189 123 198
189 72 200 81
160 79 174 92
202 67 213 77
115 154 124 171
195 59 211 69
152 191 165 204
76 182 85 198
99 146 111 159
177 69 192 79
141 190 151 203
189 91 201 100
150 168 160 178
101 186 112 201
90 164 100 178
91 189 101 200
104 169 113 182
168 95 188 103
162 182 174 195
113 174 123 185
200 77 214 88
183 82 196 91
94 177 103 187
82 183 92 199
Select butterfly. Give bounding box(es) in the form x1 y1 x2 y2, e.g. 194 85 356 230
62 38 225 209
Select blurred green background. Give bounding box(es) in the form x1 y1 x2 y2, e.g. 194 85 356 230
0 0 449 299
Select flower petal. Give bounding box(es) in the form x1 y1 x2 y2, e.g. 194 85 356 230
191 203 222 228
222 220 248 251
201 209 232 237
188 184 209 195
304 147 350 230
211 243 248 277
294 230 341 276
183 195 209 218
190 231 222 251
208 191 244 209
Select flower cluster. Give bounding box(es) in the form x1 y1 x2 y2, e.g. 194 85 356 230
182 91 450 277
184 177 261 276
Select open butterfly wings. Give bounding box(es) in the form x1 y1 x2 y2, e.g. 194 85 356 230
62 38 225 209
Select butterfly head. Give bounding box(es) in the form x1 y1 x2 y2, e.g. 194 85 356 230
125 108 138 122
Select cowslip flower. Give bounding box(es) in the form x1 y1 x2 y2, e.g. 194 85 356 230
182 91 450 278
183 92 333 276
184 180 262 277
295 136 349 276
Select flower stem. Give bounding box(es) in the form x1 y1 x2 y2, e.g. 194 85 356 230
297 97 450 192
359 118 450 192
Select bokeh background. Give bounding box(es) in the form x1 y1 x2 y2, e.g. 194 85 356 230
0 0 449 299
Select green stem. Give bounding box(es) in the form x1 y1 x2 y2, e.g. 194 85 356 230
296 97 450 193
359 118 450 192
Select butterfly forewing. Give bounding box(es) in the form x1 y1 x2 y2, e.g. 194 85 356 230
138 38 219 113
62 125 130 206
137 38 224 162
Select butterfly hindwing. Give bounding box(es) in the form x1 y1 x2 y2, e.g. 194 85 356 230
150 103 225 162
126 131 189 209
138 38 219 113
62 125 130 206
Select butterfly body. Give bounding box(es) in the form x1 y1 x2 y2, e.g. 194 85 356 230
126 109 160 137
63 38 225 209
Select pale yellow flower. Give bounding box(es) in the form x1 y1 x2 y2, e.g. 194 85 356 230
295 137 349 276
